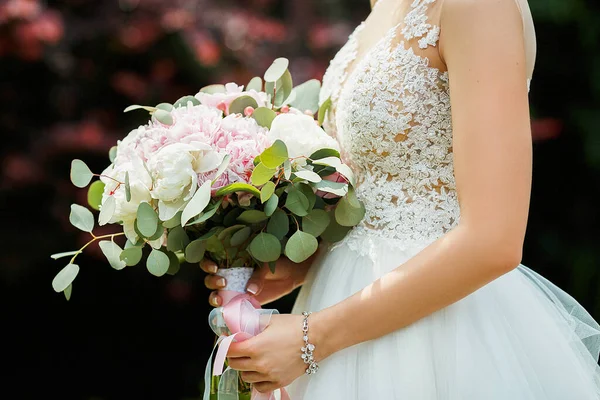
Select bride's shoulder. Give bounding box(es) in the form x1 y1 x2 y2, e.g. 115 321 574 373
439 0 523 26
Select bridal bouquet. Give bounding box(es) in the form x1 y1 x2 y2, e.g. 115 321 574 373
51 58 365 399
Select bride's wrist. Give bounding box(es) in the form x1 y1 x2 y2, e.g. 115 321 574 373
309 308 343 362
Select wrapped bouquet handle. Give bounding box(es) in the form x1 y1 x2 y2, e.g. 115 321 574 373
203 269 290 400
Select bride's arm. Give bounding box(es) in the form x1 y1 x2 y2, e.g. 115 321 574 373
313 0 533 360
227 0 532 392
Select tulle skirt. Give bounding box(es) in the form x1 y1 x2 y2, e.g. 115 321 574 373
287 234 600 399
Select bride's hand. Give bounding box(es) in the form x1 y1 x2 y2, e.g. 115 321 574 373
226 314 318 393
200 256 312 307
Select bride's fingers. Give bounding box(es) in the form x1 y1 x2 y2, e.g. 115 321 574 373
227 356 254 371
253 381 279 393
199 259 218 274
209 291 221 307
204 274 226 290
239 371 267 384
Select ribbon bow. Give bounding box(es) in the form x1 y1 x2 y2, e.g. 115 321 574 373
203 290 291 400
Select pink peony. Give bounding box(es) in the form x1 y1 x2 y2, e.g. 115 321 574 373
195 83 269 115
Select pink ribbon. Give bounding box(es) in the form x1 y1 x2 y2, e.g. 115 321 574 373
208 290 290 400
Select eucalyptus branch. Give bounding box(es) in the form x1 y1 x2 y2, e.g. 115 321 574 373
70 232 126 264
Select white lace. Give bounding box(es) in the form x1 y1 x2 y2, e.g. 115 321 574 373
321 0 459 255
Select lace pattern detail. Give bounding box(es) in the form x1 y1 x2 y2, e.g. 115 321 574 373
402 0 440 49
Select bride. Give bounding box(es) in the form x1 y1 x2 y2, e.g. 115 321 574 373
202 0 600 398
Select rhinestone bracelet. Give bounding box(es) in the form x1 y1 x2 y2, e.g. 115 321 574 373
301 311 319 375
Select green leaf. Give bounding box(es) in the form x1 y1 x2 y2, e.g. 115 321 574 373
336 164 356 186
64 284 72 301
69 204 95 232
137 202 159 237
167 225 190 252
297 183 316 211
215 182 261 198
249 233 281 262
317 97 332 126
120 247 143 266
163 211 182 229
108 146 118 162
173 95 200 108
87 180 105 210
237 210 268 224
311 156 341 169
70 159 93 188
212 154 231 185
285 231 318 263
335 187 366 226
181 180 212 226
247 77 263 92
50 250 81 260
229 95 259 115
283 159 291 179
267 209 289 240
275 70 293 106
185 239 206 263
98 195 116 226
154 109 174 125
52 263 79 292
302 209 331 237
124 104 156 113
156 102 173 112
98 240 126 270
314 179 348 197
230 226 252 247
294 170 322 183
199 84 226 94
165 250 180 275
223 208 244 227
252 107 277 129
218 224 245 241
285 188 309 217
264 193 279 217
186 201 220 226
125 171 131 202
289 79 321 113
261 140 289 169
251 163 277 186
146 249 170 277
260 181 276 203
321 211 352 243
264 58 290 82
309 148 340 160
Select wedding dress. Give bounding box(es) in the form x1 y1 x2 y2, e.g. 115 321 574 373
287 0 600 398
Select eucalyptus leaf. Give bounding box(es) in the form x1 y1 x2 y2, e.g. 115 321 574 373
99 240 126 270
173 95 200 108
124 104 156 113
212 154 231 185
70 159 93 188
264 193 279 217
215 182 261 198
181 180 212 226
247 77 263 92
163 211 182 229
318 97 332 126
120 247 143 266
285 231 318 263
335 188 366 227
167 225 190 252
260 181 276 203
185 239 206 263
50 250 81 260
314 179 348 197
285 188 309 217
264 58 289 82
283 159 292 179
251 163 277 186
164 250 181 275
252 107 277 129
87 180 105 210
69 204 95 232
108 146 118 162
147 249 170 277
199 84 226 94
321 211 352 243
218 224 245 241
294 170 322 183
64 284 72 301
248 233 281 263
311 156 342 169
237 210 268 224
223 208 244 227
154 109 174 125
230 226 252 247
309 148 340 160
229 95 259 115
125 172 131 202
156 102 173 112
267 209 289 240
268 261 277 274
186 201 220 225
297 183 316 211
289 79 321 113
52 263 79 292
261 140 288 169
98 195 116 226
275 70 293 107
302 209 331 237
336 163 356 187
137 202 159 237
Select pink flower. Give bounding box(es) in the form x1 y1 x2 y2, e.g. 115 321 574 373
195 83 269 115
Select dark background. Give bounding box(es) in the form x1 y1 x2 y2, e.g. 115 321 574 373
1 0 600 399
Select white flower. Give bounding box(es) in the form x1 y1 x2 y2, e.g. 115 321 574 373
147 142 224 221
267 114 339 163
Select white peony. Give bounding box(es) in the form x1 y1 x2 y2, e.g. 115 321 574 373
147 142 224 221
267 113 339 162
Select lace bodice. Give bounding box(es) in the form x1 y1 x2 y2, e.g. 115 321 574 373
319 0 536 254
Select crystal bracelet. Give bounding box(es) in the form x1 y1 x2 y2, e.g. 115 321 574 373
301 311 319 375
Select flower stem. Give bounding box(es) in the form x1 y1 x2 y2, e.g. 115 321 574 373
69 232 126 264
